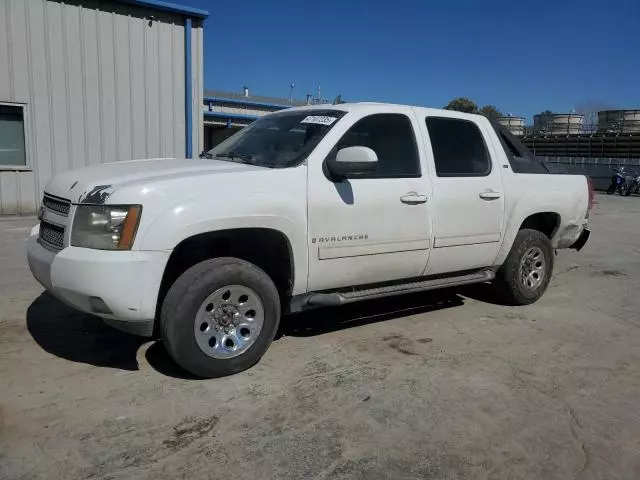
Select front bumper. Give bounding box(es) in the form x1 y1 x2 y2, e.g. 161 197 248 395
27 235 170 336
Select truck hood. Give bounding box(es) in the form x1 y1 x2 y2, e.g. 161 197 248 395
43 158 265 204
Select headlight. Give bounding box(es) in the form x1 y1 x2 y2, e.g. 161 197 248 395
71 205 142 250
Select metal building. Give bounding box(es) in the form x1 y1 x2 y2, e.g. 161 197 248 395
598 109 640 133
533 113 584 135
496 116 525 136
202 89 309 151
0 0 208 214
200 88 338 151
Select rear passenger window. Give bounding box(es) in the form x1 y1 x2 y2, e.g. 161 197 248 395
331 113 420 178
426 117 491 177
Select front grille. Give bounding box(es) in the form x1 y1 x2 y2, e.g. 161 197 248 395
39 221 65 251
43 194 71 216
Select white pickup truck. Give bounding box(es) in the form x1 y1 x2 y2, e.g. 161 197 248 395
27 103 592 377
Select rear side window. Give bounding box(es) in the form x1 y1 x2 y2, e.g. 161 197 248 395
498 131 521 158
332 113 420 178
426 117 491 177
490 119 549 174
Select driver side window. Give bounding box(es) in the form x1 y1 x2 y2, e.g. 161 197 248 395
330 113 421 178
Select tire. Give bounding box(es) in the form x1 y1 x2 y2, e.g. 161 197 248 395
624 187 632 196
160 257 281 378
494 229 554 306
606 184 616 195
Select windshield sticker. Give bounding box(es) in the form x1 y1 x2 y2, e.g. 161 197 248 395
301 115 338 126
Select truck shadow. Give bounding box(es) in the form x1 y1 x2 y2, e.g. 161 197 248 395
26 292 146 371
26 288 470 379
142 290 467 379
280 290 465 337
456 283 509 306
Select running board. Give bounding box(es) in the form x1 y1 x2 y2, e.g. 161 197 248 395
301 269 495 309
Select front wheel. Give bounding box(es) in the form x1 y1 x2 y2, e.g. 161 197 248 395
160 257 281 378
606 183 616 195
494 229 553 305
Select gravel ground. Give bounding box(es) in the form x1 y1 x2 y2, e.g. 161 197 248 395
1 193 639 480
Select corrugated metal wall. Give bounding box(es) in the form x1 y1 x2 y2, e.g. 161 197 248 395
0 0 204 214
191 18 204 159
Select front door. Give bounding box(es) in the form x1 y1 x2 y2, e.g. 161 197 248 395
418 114 505 275
307 110 432 291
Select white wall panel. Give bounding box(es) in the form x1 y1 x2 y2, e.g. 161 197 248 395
0 0 202 214
0 172 19 214
0 171 36 215
173 18 186 158
192 21 204 156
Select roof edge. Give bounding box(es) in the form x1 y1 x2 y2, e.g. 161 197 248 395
118 0 209 18
204 96 298 110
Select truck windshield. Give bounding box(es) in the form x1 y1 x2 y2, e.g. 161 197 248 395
204 110 347 168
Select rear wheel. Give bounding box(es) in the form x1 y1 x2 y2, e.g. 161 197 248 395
160 257 281 378
494 229 553 305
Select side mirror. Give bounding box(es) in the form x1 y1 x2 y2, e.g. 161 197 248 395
327 146 378 178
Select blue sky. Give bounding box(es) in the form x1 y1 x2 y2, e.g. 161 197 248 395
179 0 639 122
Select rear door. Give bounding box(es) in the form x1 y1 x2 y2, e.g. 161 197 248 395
418 114 505 275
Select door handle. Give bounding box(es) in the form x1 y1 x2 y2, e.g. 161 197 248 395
479 190 501 200
400 193 427 205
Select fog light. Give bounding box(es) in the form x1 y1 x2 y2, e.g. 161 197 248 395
89 296 113 314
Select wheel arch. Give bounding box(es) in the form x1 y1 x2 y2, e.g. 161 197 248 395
519 212 561 239
155 227 297 326
495 205 562 266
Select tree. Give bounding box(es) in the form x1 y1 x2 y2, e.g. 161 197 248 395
444 97 478 113
478 105 502 119
534 110 554 128
574 100 614 132
444 98 504 118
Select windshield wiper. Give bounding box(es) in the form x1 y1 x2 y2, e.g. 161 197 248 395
215 152 254 162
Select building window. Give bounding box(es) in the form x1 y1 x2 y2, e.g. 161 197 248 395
426 117 491 177
0 103 27 167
